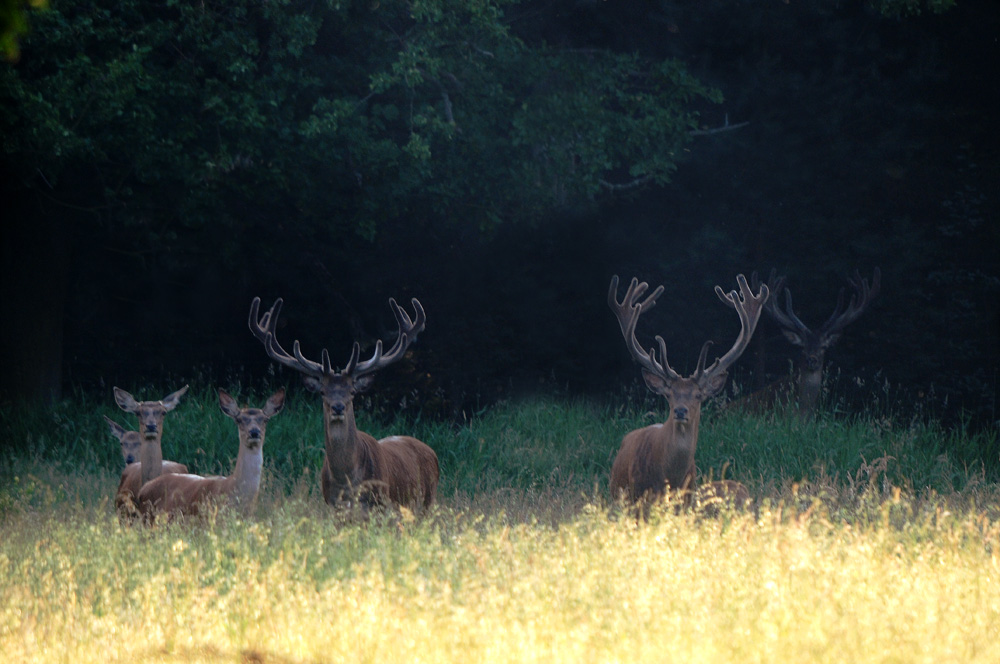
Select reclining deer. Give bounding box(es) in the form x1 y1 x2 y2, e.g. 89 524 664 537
249 296 439 513
749 268 880 417
137 388 285 521
608 274 767 510
110 385 189 519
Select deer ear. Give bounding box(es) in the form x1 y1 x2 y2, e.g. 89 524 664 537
162 385 189 411
640 369 669 395
113 387 139 413
104 415 125 440
703 371 729 398
264 388 286 417
780 329 805 347
218 389 241 419
819 332 841 349
355 375 375 393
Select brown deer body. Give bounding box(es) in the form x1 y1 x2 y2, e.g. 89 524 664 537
137 389 284 521
755 268 880 416
110 385 189 519
250 297 438 512
608 274 767 506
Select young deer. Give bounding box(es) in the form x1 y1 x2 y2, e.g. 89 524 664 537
750 268 880 417
249 296 439 513
137 388 285 521
608 274 767 507
112 385 189 519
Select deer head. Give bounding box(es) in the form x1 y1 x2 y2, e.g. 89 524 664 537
609 274 769 426
752 268 880 414
248 297 424 429
113 385 189 485
104 415 141 465
113 385 188 441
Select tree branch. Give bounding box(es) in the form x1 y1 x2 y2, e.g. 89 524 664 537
599 174 654 192
689 114 750 136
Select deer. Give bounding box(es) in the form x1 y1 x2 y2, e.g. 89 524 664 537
249 296 439 513
746 267 881 417
136 388 285 521
607 274 767 509
111 385 190 519
104 416 146 466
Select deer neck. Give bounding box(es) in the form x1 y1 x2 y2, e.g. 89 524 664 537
323 403 363 475
656 411 701 488
138 433 164 486
797 365 823 413
227 441 264 508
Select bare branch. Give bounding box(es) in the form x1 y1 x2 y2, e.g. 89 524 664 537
690 114 750 136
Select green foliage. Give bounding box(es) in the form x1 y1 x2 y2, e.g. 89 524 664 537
0 0 46 61
870 0 957 18
1 0 715 242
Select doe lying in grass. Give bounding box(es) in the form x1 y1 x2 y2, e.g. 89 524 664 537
137 388 284 522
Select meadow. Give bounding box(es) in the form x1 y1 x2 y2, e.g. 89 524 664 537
1 384 999 663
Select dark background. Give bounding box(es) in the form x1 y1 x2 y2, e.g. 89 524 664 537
3 0 998 428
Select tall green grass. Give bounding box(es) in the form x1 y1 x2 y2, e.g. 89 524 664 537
1 385 997 510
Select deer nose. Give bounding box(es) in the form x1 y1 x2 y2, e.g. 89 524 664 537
331 403 345 416
674 407 688 420
145 423 157 433
248 427 262 439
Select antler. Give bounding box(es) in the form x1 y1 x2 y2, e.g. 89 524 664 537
817 267 881 337
749 269 807 336
704 274 769 379
347 298 426 378
249 297 334 379
757 268 880 340
249 296 426 379
608 275 679 381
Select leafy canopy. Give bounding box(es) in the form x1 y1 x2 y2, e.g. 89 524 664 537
1 0 719 239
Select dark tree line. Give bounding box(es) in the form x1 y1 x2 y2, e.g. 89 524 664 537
1 0 997 430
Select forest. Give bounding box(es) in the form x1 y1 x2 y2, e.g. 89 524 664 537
1 0 997 431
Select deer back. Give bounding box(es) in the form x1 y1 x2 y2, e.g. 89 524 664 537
115 460 188 520
377 435 440 509
137 473 231 520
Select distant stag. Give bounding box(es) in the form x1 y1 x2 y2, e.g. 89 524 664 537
137 388 285 521
741 268 881 417
249 296 439 513
111 385 189 519
607 274 767 507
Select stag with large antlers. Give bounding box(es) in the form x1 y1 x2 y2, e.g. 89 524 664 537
249 296 438 512
749 268 880 417
137 388 285 521
608 274 768 506
111 385 190 520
